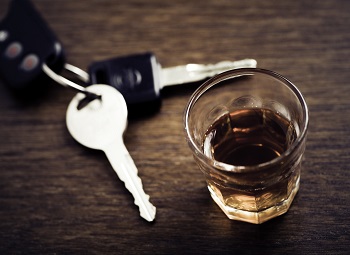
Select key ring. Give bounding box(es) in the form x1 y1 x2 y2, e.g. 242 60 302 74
64 63 89 83
42 63 101 101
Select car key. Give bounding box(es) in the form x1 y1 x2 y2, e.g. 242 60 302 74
0 0 65 90
66 84 156 222
88 52 257 106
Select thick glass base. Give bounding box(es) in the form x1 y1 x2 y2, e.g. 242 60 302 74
208 178 300 224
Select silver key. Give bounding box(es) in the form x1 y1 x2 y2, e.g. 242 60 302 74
88 55 257 106
66 84 156 222
160 58 257 87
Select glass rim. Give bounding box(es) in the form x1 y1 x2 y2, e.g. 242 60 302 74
183 68 309 173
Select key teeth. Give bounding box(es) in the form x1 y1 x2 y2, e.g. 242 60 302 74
139 204 156 222
123 180 156 222
133 194 156 222
104 145 156 222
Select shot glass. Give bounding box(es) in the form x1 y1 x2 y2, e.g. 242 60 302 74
184 68 309 224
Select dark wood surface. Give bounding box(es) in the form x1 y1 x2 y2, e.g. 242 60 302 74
1 0 350 254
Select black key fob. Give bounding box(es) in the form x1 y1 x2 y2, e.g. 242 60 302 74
0 0 65 90
88 52 161 105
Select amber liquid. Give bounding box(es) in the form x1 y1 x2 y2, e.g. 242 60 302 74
204 108 297 166
203 108 300 223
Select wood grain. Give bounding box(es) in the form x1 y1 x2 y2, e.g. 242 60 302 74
0 0 349 254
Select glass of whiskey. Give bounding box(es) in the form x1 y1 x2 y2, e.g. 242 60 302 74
184 68 309 224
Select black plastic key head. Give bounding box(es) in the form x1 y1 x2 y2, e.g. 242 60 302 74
88 52 161 105
0 0 65 90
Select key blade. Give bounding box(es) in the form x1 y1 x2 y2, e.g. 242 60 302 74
105 142 156 222
160 58 257 87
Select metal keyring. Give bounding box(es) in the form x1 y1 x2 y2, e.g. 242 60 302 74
64 63 89 83
42 63 101 100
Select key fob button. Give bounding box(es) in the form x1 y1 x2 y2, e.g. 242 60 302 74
20 54 39 71
113 68 142 91
0 31 9 42
5 42 22 58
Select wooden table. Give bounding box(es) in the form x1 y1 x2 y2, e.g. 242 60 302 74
0 0 349 254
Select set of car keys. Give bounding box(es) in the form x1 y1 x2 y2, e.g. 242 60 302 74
0 0 257 222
